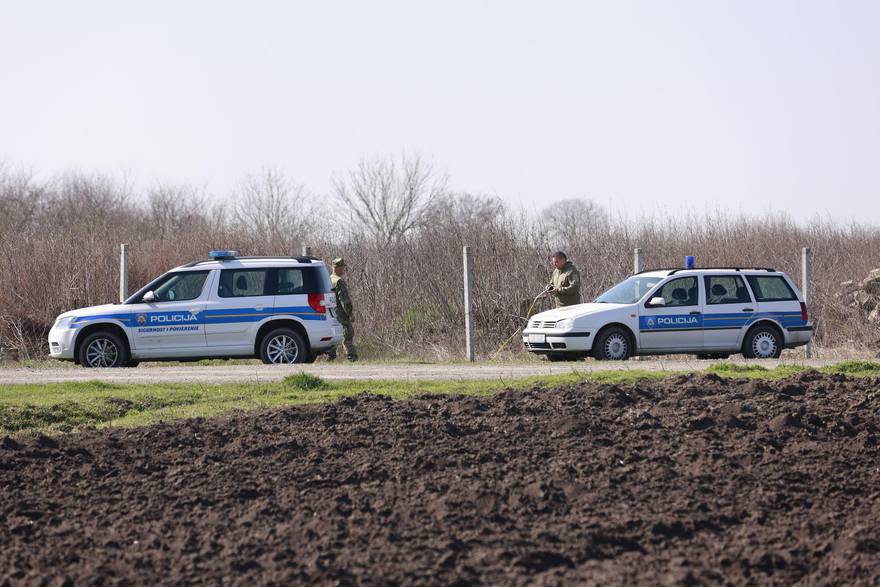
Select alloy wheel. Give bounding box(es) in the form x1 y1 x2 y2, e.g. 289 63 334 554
266 335 299 363
85 338 119 368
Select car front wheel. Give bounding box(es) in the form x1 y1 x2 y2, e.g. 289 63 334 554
78 331 129 368
260 328 309 364
593 327 633 361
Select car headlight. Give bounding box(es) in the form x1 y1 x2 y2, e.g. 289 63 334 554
54 316 76 329
556 318 573 330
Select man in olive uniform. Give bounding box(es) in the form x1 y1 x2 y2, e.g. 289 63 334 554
547 251 582 307
328 257 358 361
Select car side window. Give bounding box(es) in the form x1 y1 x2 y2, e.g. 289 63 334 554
705 275 752 305
746 275 797 302
151 271 209 302
653 276 698 307
218 269 270 298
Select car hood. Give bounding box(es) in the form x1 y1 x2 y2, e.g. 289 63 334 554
57 303 127 320
529 302 626 322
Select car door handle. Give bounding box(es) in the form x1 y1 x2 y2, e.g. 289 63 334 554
255 305 265 311
190 309 200 314
690 311 701 315
742 308 754 312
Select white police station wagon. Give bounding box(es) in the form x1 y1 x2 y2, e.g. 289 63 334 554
48 251 344 367
523 267 813 361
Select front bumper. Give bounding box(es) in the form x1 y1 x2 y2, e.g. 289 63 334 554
522 329 593 353
48 326 77 360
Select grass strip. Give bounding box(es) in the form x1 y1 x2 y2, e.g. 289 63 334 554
1 361 877 437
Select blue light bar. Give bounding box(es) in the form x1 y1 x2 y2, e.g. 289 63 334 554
685 255 695 269
208 250 240 260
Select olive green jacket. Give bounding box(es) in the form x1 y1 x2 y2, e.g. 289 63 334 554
331 274 353 322
551 261 582 306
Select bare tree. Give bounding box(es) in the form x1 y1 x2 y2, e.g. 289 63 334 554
424 193 506 229
0 164 49 234
229 168 319 250
541 197 608 247
147 183 210 237
333 154 447 244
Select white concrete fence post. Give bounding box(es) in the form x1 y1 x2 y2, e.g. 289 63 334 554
802 247 813 359
119 243 129 303
463 246 475 362
633 248 644 360
301 245 312 257
634 248 644 274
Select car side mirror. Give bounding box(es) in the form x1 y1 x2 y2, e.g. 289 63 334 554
142 291 156 303
648 297 666 307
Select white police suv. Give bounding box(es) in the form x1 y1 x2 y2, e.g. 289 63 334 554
523 267 813 361
48 251 344 367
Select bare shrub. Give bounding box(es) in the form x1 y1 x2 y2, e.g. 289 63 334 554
147 183 212 238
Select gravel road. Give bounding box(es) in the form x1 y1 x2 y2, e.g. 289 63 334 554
0 358 839 385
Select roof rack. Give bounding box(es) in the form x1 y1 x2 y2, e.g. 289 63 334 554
635 266 776 275
635 268 680 275
180 255 322 268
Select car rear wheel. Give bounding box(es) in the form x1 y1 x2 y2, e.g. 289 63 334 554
78 331 129 368
742 325 782 359
593 327 632 361
260 328 309 364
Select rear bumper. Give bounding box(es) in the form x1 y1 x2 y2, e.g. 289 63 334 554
785 325 813 349
308 320 344 351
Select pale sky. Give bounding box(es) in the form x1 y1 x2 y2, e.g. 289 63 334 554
2 0 878 222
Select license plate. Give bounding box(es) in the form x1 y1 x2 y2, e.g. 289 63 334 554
528 333 546 344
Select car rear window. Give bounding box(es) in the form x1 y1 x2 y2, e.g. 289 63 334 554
275 267 332 295
746 275 797 302
218 267 332 298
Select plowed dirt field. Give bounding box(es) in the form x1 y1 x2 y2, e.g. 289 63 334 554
2 372 879 585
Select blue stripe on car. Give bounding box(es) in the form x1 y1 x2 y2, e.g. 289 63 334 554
640 312 805 332
71 306 327 328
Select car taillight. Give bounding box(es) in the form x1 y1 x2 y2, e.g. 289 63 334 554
800 302 808 322
308 293 326 314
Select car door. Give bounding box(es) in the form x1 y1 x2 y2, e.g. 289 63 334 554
639 275 704 351
702 274 755 350
129 270 211 352
204 267 275 348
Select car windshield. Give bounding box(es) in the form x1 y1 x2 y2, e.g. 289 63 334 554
594 275 664 304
